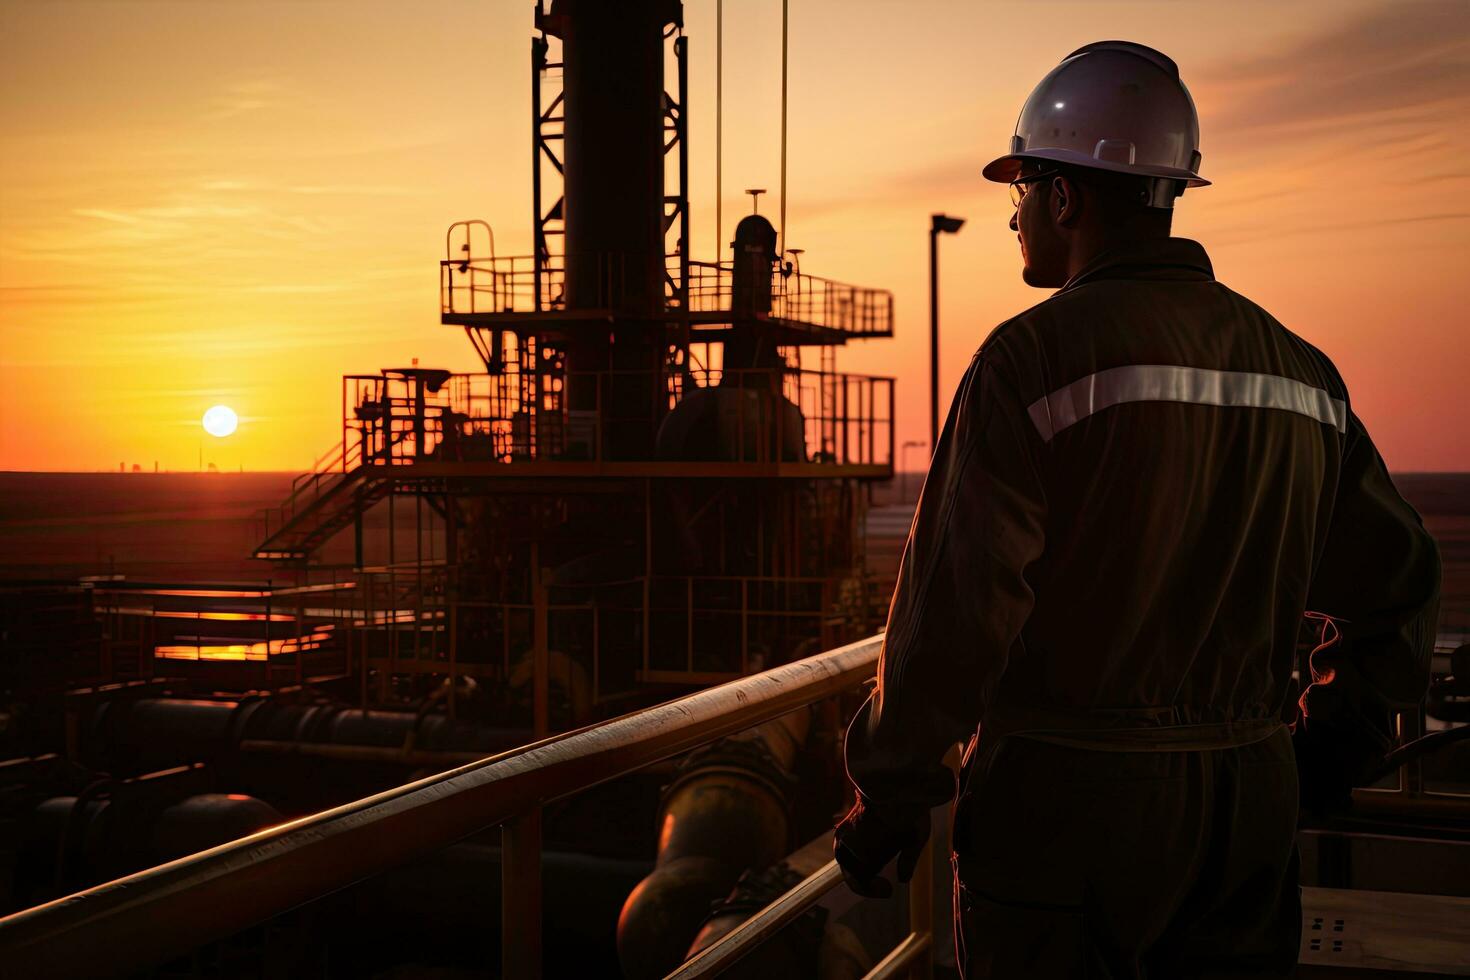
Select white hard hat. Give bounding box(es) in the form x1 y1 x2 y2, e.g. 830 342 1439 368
983 41 1208 207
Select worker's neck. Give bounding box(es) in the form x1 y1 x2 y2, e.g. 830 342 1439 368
1064 228 1170 283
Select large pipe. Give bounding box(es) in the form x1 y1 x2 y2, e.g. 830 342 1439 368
17 793 282 912
616 707 810 979
87 697 529 775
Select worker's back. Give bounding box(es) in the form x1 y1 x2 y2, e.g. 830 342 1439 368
988 237 1345 725
840 237 1438 979
906 238 1437 980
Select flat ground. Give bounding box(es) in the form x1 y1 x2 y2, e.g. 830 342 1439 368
0 470 1465 633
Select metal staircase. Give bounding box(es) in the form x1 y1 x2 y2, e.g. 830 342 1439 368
253 439 384 561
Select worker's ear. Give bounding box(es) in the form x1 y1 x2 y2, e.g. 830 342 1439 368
1051 174 1079 226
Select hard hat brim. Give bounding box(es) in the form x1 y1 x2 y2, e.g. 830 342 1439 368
982 149 1210 188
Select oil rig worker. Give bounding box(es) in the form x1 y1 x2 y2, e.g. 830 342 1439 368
834 41 1440 978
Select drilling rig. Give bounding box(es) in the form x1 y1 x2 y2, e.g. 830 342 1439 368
252 0 896 740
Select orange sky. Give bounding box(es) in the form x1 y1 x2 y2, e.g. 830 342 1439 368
2 0 1467 473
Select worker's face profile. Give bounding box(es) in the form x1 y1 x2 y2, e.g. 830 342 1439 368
1012 174 1066 289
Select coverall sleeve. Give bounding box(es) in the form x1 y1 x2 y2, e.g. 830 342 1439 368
844 348 1048 816
1300 407 1440 754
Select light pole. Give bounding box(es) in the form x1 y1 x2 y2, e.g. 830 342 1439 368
929 213 966 451
901 439 926 504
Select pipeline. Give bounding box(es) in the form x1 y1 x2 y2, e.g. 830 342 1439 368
616 706 810 980
86 696 530 775
15 785 280 913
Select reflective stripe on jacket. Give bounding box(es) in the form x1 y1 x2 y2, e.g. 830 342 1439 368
844 237 1441 814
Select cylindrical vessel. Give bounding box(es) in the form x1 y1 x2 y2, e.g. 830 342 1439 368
546 0 678 314
731 215 777 320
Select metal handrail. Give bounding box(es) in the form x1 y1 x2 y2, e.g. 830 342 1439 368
281 439 360 513
333 365 894 470
440 252 894 336
685 259 895 337
665 861 846 979
0 635 885 979
863 933 934 979
667 828 941 979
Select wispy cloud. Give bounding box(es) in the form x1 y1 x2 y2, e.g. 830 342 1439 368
61 198 328 249
73 208 142 225
207 79 286 120
194 178 429 198
798 1 1470 221
248 283 349 294
1198 1 1470 138
786 156 986 221
287 184 429 197
1211 210 1470 247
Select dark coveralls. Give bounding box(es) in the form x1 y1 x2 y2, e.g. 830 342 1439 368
843 238 1440 977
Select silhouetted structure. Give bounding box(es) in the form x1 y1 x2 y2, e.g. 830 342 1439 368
249 0 895 739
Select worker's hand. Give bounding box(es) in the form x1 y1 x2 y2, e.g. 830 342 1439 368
1292 716 1389 815
833 798 930 899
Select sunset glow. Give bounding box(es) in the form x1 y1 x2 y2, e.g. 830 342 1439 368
1 0 1466 472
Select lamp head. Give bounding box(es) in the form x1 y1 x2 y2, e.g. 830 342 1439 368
932 214 966 234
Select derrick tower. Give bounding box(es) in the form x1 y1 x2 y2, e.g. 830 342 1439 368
252 0 896 734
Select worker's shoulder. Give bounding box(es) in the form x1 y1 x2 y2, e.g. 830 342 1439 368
1210 279 1350 396
978 279 1139 349
983 277 1348 396
976 291 1072 358
974 282 1126 367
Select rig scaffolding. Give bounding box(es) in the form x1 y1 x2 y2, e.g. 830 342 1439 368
243 0 896 739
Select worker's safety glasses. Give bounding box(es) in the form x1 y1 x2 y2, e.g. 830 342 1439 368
1009 170 1058 208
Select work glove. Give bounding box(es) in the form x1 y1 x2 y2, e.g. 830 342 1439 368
1292 715 1391 815
832 797 930 899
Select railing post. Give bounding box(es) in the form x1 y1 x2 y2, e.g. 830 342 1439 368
775 371 784 464
264 582 272 667
737 372 746 462
867 379 875 466
502 806 543 979
591 604 600 703
887 379 895 468
908 817 935 980
740 578 749 675
533 564 550 739
295 590 305 686
842 376 851 466
642 480 652 675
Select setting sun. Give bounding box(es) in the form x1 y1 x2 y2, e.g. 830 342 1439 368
202 405 238 438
